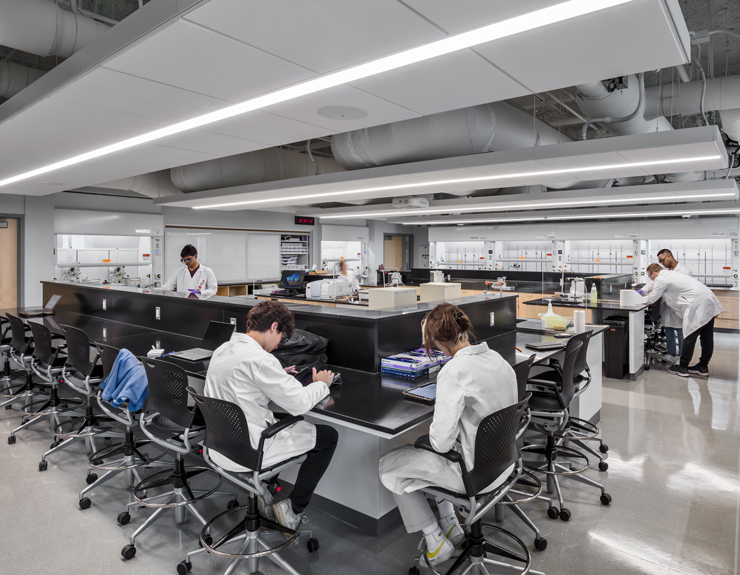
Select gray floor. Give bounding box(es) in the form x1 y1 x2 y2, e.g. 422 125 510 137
1 334 739 575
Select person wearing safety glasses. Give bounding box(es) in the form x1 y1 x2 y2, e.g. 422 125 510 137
162 244 218 299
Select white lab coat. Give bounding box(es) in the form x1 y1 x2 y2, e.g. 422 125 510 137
644 270 724 337
204 333 329 471
379 343 518 496
339 269 360 291
162 265 218 299
643 262 693 329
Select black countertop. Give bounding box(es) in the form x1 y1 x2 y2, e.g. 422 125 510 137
523 297 648 312
3 307 564 436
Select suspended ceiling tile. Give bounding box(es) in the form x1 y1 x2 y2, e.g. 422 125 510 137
103 20 317 103
402 0 565 35
473 1 690 93
155 130 266 157
263 84 420 132
350 50 527 116
0 120 114 167
12 98 164 139
183 0 445 74
202 110 330 146
86 143 219 173
49 68 229 125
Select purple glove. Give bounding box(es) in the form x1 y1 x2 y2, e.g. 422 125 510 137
636 289 644 296
187 289 201 294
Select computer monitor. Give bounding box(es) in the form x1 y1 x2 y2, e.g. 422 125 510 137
279 270 306 290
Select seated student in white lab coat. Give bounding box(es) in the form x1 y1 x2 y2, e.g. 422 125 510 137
643 263 724 378
379 303 518 567
162 244 218 299
638 249 693 359
204 301 338 534
338 260 360 292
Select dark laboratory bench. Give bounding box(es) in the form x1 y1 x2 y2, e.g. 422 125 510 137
2 308 566 437
523 297 648 312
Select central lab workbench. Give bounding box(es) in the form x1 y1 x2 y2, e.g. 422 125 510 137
35 282 604 534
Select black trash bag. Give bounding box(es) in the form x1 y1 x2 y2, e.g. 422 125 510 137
271 329 329 372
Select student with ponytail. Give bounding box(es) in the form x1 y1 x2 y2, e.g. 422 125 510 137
379 303 518 566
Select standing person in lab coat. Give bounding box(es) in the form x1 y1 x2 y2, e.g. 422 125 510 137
644 263 724 377
338 260 360 292
204 301 337 536
638 249 693 360
379 303 517 567
162 244 218 299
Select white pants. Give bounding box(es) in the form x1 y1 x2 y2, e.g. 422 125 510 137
394 491 436 533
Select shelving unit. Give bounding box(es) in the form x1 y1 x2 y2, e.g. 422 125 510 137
281 234 310 271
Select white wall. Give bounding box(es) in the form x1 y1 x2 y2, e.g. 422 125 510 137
23 195 55 306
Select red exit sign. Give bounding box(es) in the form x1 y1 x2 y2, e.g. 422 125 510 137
295 216 315 226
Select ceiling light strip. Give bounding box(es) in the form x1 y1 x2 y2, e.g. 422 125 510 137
194 155 723 209
399 208 740 225
320 191 737 219
0 0 633 189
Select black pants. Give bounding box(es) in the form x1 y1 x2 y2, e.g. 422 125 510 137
679 318 715 368
289 425 338 513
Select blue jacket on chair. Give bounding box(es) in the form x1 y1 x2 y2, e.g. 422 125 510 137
100 349 148 412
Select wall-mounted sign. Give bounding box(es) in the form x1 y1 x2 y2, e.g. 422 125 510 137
135 229 151 234
295 217 315 226
710 232 726 237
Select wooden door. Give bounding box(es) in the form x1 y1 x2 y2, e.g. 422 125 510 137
384 235 403 271
0 218 18 309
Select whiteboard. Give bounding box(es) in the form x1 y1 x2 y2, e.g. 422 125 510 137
247 233 281 281
165 228 282 283
165 229 247 282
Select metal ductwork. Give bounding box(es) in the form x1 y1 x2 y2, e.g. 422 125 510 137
0 61 46 99
97 171 183 199
331 102 570 171
170 148 344 193
0 0 111 58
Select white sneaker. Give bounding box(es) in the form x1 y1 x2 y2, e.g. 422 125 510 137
272 499 301 548
258 495 276 521
422 536 455 567
440 515 466 547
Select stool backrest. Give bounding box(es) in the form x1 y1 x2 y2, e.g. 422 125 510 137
141 358 192 428
62 325 95 376
569 331 591 378
512 355 536 400
27 322 55 366
464 397 529 496
6 313 29 354
558 339 583 408
189 390 262 472
95 343 120 379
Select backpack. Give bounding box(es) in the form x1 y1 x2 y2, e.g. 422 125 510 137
271 329 329 373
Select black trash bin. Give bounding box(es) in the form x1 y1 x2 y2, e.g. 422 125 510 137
604 316 629 379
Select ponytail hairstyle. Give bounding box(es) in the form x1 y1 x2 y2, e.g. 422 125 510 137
422 303 475 355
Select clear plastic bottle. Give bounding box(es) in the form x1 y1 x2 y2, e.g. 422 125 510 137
590 283 598 304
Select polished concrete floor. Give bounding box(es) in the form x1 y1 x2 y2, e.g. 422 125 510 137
1 334 739 575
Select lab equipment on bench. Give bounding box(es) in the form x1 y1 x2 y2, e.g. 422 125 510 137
419 282 461 303
367 287 417 310
305 278 354 300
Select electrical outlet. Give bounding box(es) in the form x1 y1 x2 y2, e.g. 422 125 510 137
490 312 495 326
230 318 236 325
102 299 106 310
155 307 160 320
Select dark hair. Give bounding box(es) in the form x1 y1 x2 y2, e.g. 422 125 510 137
647 263 663 274
422 303 475 354
246 301 295 339
180 244 198 258
657 249 673 259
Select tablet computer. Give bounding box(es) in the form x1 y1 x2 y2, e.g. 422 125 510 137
403 382 437 404
525 342 567 351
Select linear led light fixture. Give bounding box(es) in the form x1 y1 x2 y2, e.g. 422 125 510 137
0 0 634 189
320 191 737 219
400 207 740 225
195 154 723 209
